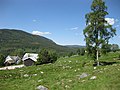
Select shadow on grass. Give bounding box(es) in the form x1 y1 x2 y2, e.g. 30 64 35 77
93 61 118 66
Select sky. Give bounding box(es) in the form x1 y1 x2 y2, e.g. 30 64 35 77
0 0 120 46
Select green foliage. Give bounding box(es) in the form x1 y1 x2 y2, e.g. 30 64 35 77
49 51 58 63
118 55 120 59
0 54 5 66
101 44 111 54
83 0 116 63
77 48 85 56
37 49 57 65
101 44 119 54
10 49 25 58
111 44 119 52
80 48 85 56
77 49 80 55
68 52 74 57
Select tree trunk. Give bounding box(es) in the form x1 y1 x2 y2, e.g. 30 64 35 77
96 50 99 66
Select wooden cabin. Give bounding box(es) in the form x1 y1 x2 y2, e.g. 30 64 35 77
22 53 38 66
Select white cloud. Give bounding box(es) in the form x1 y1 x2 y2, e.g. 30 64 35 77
32 31 51 36
115 19 119 22
118 36 120 38
70 27 79 30
105 18 115 25
115 24 120 28
32 19 37 22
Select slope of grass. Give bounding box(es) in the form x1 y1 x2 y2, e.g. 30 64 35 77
0 52 120 90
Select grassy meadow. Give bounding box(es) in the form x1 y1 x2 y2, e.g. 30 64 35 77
0 52 120 90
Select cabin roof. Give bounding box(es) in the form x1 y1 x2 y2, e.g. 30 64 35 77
4 56 21 63
22 53 38 62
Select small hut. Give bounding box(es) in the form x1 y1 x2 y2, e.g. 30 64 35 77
4 56 21 66
22 53 38 66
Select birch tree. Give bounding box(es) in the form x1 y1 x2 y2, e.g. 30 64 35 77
83 0 116 66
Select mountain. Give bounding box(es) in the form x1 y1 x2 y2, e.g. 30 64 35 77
65 45 85 48
0 29 78 56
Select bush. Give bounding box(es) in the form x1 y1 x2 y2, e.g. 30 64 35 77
0 54 5 66
68 52 74 57
36 49 57 65
77 48 85 56
80 48 85 56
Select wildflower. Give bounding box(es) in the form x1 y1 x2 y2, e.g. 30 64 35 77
38 80 42 82
81 80 85 82
90 76 97 80
37 68 41 70
68 80 72 82
33 74 37 76
24 74 29 77
41 71 44 74
63 66 65 69
65 85 69 88
19 70 23 72
94 67 96 69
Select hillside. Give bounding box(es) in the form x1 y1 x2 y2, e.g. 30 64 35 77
0 52 120 90
0 29 78 55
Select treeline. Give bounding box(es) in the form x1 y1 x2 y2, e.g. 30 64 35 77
0 44 120 67
101 44 119 53
67 44 120 57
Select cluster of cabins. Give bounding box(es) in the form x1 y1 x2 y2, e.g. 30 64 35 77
4 53 39 66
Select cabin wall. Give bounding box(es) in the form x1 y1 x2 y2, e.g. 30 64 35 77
24 59 35 66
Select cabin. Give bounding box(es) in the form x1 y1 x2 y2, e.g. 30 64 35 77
4 56 21 66
22 53 38 66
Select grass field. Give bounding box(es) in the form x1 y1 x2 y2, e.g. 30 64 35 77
0 52 120 90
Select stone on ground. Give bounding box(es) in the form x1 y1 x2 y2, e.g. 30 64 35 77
36 85 48 90
80 73 89 79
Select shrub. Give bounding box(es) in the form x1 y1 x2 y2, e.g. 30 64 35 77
77 48 85 56
36 49 57 65
0 54 5 66
68 52 74 57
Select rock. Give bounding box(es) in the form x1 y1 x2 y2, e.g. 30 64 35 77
36 85 48 90
90 76 97 80
80 73 89 79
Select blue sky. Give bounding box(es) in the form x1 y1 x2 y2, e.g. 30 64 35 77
0 0 120 46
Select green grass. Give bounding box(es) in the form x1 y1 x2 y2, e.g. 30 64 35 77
0 52 120 90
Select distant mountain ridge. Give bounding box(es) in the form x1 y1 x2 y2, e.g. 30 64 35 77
65 45 85 48
0 29 81 55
